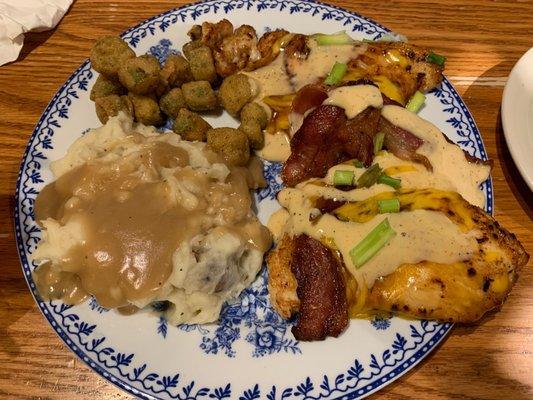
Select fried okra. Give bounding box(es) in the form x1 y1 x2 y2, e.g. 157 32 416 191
90 36 135 78
94 95 133 124
219 74 253 117
160 55 193 87
159 88 187 119
173 108 212 142
182 40 205 60
207 127 250 166
128 93 163 126
118 55 161 95
240 102 268 128
239 120 264 150
90 75 125 101
187 46 217 83
154 80 170 98
181 81 218 111
238 102 267 149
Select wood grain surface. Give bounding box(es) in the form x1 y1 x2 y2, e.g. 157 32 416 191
0 1 531 399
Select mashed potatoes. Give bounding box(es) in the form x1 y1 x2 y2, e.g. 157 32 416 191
32 113 271 324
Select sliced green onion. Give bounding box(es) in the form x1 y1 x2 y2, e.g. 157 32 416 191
353 159 364 168
333 170 355 186
312 31 354 46
373 132 385 155
377 34 397 42
378 198 400 214
357 164 382 188
378 174 402 189
349 218 396 268
324 62 348 85
362 38 375 43
405 91 426 113
426 52 446 66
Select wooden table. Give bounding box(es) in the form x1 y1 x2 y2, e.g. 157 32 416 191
0 1 531 398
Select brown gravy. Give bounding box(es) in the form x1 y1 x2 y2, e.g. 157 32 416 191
33 134 271 309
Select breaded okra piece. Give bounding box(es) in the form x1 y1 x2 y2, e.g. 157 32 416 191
94 95 134 124
118 55 161 95
160 54 193 87
207 127 250 166
219 74 253 117
128 93 163 126
173 108 212 142
90 36 135 79
90 75 125 101
181 81 218 111
159 88 187 119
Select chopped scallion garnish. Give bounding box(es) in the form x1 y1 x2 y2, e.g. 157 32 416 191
373 132 385 154
333 169 355 186
349 218 396 268
378 174 402 189
324 62 348 85
353 159 364 168
312 31 354 46
377 34 397 42
357 164 382 188
426 52 446 66
378 198 400 214
405 91 426 113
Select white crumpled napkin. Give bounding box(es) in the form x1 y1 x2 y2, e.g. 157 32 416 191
0 0 73 66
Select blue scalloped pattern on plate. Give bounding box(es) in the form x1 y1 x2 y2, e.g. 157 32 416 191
14 0 492 399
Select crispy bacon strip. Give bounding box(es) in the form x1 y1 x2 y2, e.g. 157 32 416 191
337 107 380 166
378 117 433 171
282 105 380 186
291 234 348 341
291 84 328 115
281 105 347 186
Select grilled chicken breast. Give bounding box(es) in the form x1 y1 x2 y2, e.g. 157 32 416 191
189 21 444 104
268 189 529 337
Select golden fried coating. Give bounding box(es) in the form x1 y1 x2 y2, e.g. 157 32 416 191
207 127 250 166
90 36 135 78
159 88 187 119
172 108 211 142
218 74 253 117
181 81 218 111
239 120 264 150
94 95 133 124
128 93 163 126
118 55 161 95
90 75 125 101
188 46 217 83
240 102 268 128
160 54 193 87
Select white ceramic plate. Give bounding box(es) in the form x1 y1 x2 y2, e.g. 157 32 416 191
502 47 533 191
15 1 493 398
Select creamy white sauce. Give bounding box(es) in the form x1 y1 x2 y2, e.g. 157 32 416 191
257 131 291 162
271 187 479 289
244 55 293 100
381 105 491 208
324 85 383 118
289 39 367 91
292 150 488 208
